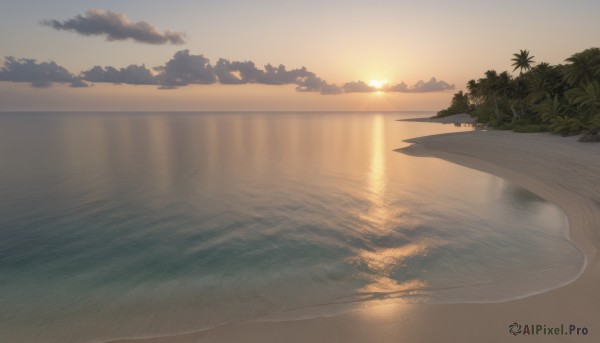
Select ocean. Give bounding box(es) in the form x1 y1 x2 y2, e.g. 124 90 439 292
0 111 584 343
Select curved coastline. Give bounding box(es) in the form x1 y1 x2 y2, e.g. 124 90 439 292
110 129 600 343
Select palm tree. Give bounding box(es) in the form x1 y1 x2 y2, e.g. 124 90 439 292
512 77 530 122
566 81 600 109
549 115 583 136
480 70 502 119
527 74 550 105
563 48 600 86
495 71 523 122
498 71 513 93
467 79 484 106
536 95 567 124
526 63 556 105
511 50 535 74
449 47 599 134
566 80 600 130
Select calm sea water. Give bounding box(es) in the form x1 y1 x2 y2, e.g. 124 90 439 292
0 112 583 342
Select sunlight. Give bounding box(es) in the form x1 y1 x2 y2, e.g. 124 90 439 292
368 115 385 201
353 242 433 295
368 80 387 89
351 116 435 302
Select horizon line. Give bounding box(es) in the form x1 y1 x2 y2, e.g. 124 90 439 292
0 110 438 113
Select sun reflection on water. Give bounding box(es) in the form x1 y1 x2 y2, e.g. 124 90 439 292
353 114 429 300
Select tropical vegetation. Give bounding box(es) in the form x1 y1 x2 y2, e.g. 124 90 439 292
437 48 600 140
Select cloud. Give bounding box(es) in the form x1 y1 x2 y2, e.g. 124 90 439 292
294 74 327 93
155 54 330 93
387 77 455 93
214 56 344 94
387 81 409 92
41 9 186 45
214 58 266 84
259 64 313 85
1 51 455 95
154 50 217 87
82 64 156 85
70 79 91 88
0 56 88 88
319 82 344 95
343 80 377 93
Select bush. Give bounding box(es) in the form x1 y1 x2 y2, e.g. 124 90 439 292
496 122 514 130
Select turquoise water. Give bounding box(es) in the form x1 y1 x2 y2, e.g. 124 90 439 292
0 112 583 342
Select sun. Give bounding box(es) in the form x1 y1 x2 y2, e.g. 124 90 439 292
368 80 387 89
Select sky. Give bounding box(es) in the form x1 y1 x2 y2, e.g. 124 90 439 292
1 0 599 111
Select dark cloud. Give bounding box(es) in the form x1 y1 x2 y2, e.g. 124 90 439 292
0 56 88 88
154 50 217 87
70 79 91 88
41 9 186 45
258 64 310 85
211 56 338 94
319 82 344 95
387 81 409 92
295 74 326 92
387 77 455 93
82 65 156 85
343 80 377 93
214 59 260 84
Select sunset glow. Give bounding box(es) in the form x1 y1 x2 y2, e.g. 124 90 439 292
368 80 387 89
1 1 599 111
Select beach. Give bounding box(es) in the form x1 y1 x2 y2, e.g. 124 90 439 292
397 112 477 125
3 1 599 342
111 126 600 343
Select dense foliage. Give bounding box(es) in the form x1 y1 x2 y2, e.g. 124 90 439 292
436 91 471 117
438 48 600 138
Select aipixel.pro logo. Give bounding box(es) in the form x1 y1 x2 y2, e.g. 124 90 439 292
509 322 589 336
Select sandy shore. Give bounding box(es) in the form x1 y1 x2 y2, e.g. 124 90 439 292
398 112 477 125
111 130 600 343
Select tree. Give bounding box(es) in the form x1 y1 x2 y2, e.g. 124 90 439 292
566 81 600 109
510 76 529 122
439 46 600 136
566 81 600 130
480 70 502 120
467 79 481 105
437 91 471 117
526 63 563 105
511 50 535 74
549 116 583 136
535 95 569 124
563 48 600 86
